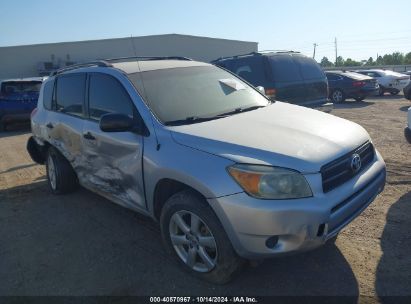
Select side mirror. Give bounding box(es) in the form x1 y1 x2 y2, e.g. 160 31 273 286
256 86 265 95
99 113 134 132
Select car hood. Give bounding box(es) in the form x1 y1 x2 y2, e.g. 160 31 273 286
169 102 370 173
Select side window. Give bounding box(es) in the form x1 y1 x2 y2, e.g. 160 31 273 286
56 74 86 117
232 57 266 86
294 56 324 80
42 80 54 110
269 55 302 82
88 73 133 121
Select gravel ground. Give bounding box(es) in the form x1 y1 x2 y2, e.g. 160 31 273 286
0 95 410 299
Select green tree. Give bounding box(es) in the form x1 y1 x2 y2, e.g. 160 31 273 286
320 56 334 67
365 57 375 66
405 52 411 64
391 52 404 64
376 55 384 65
344 58 361 67
335 56 345 67
383 54 394 65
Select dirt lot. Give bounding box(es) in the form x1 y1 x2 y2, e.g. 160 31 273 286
0 96 410 298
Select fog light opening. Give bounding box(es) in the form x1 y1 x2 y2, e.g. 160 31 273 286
265 236 279 249
317 223 326 237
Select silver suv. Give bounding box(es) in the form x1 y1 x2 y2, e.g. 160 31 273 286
27 57 386 283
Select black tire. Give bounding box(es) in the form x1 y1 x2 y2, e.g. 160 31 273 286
46 147 78 194
160 189 244 284
378 86 385 96
390 90 400 96
354 96 365 102
331 89 345 103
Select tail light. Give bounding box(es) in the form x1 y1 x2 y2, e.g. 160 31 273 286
352 81 365 87
265 88 276 99
30 107 38 119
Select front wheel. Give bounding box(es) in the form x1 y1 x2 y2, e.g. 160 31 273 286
331 89 345 103
160 190 244 284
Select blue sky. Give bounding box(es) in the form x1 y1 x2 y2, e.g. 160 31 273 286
1 0 410 62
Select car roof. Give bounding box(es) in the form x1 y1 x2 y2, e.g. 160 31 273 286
112 60 211 74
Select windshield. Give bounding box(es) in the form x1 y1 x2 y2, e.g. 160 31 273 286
1 81 42 95
128 66 269 125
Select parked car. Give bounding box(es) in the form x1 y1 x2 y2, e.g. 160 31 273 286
325 71 379 103
212 51 329 107
27 57 386 284
0 77 44 131
401 71 411 100
355 69 410 96
405 107 411 143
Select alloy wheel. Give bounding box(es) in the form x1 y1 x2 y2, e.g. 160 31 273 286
332 90 343 103
169 210 218 273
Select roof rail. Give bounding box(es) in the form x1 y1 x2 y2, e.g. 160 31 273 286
104 56 192 62
212 50 301 62
50 60 112 76
259 50 300 54
211 52 260 62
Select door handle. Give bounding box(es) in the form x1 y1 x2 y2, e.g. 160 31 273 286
46 123 54 129
83 132 96 140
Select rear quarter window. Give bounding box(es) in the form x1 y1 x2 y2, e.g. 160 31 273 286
231 57 266 86
294 56 325 80
42 80 54 110
269 55 302 82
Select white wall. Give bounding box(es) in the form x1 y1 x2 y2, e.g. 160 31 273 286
0 34 258 79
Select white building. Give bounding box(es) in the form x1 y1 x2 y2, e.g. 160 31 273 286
0 34 258 79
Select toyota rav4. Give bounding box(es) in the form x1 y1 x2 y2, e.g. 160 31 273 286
27 57 386 284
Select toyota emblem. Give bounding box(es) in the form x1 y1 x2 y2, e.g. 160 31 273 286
350 153 361 173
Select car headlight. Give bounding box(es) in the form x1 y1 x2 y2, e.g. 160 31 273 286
227 164 312 199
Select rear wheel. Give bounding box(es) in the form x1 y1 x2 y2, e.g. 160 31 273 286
46 147 78 194
160 190 244 284
331 89 345 103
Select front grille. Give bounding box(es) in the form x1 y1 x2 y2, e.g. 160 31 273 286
321 142 374 193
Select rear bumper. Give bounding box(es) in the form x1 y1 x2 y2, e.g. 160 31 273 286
208 151 386 259
347 87 379 98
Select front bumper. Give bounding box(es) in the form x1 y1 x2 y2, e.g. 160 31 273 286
208 151 386 259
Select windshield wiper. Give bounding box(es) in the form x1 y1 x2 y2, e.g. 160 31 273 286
164 104 268 126
165 116 225 126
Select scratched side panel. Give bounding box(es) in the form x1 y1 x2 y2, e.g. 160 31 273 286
79 120 145 211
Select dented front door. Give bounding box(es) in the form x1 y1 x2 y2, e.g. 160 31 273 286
80 120 145 210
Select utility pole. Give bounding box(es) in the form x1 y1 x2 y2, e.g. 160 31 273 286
334 37 338 66
313 43 317 59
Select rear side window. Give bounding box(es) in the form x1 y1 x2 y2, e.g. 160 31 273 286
294 56 324 80
88 73 133 120
269 55 302 82
56 74 86 117
231 57 266 86
42 80 54 110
